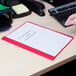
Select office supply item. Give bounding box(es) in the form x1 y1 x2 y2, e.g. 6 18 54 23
0 0 12 31
11 0 31 18
12 3 30 18
44 0 75 7
12 4 29 15
19 0 45 16
48 1 76 27
2 21 73 60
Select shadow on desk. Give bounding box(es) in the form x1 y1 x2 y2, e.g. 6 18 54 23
42 59 76 76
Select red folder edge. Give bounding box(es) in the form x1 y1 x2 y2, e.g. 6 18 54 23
2 21 74 60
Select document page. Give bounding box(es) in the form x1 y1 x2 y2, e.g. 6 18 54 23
4 22 73 57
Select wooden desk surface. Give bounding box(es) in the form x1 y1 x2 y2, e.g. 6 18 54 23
0 1 76 76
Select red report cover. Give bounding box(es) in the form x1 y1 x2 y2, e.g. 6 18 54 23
2 21 74 60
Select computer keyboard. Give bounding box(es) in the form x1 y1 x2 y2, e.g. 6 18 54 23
48 1 76 27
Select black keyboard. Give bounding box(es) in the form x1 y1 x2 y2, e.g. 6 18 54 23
48 1 76 27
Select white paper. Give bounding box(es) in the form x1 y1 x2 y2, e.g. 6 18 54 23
7 22 72 56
